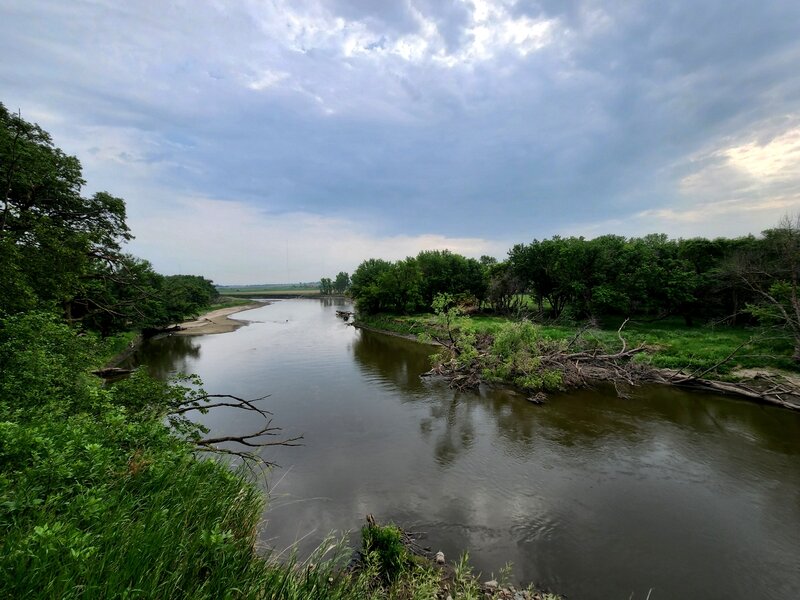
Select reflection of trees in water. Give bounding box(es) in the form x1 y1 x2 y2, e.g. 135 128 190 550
319 296 350 308
351 330 432 393
632 385 800 457
352 327 800 466
419 390 477 467
126 335 202 381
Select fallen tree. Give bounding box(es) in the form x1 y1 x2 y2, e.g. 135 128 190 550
422 297 800 412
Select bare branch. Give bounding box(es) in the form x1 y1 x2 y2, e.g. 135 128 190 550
197 425 304 449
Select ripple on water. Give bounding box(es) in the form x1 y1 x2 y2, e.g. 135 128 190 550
132 299 800 600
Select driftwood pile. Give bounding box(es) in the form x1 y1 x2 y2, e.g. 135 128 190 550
426 319 800 412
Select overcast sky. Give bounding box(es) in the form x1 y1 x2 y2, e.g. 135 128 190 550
2 0 800 284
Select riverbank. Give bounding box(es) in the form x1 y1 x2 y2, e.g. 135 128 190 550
174 301 265 335
6 310 570 599
355 313 800 411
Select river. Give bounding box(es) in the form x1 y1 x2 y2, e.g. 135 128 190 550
127 298 800 599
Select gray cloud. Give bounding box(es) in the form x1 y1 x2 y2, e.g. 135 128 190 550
2 0 799 279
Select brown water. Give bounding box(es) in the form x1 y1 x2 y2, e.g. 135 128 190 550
128 298 800 599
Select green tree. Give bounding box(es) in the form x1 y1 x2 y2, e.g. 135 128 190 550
333 271 350 294
487 261 525 314
0 104 131 321
376 258 422 314
320 277 333 295
350 258 393 314
414 250 487 308
741 216 800 361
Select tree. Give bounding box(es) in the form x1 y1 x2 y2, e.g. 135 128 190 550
0 104 131 320
487 261 525 314
376 258 422 314
350 258 393 314
414 250 487 308
333 271 350 294
320 277 333 295
740 215 800 361
509 239 572 317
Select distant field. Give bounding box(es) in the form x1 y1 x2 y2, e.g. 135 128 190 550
218 287 321 298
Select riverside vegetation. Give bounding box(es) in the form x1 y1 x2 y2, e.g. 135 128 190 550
347 227 800 408
1 104 560 597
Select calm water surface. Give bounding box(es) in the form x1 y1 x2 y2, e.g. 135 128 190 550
129 299 800 599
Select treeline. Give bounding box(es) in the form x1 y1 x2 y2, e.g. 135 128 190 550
503 234 756 325
350 251 488 314
320 271 350 295
350 227 800 356
0 103 218 336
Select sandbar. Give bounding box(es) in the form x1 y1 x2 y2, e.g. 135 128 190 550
175 302 265 336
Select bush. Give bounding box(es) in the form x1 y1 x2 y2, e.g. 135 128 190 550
361 522 408 584
483 321 564 392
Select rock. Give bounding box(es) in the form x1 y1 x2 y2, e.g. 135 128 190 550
435 551 445 564
485 579 499 590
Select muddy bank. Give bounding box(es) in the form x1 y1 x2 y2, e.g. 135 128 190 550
351 321 441 345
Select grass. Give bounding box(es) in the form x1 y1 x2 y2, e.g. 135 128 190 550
358 313 798 377
222 289 322 298
206 296 259 311
217 285 321 297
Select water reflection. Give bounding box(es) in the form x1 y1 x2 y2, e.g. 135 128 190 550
319 296 351 308
131 300 800 600
123 334 202 379
350 329 432 393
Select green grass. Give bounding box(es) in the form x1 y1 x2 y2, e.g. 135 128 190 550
206 296 259 311
223 289 322 298
217 284 320 295
358 313 798 377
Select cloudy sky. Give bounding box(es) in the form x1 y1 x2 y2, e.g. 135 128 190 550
2 0 800 283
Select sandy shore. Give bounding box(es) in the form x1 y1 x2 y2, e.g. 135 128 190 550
174 302 265 336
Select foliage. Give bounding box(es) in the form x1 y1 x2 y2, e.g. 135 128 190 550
320 277 333 295
740 215 800 361
351 252 487 315
0 312 98 417
482 322 564 392
361 522 409 584
506 233 765 325
371 312 796 379
350 258 394 314
0 104 131 319
334 271 350 294
319 272 352 295
0 104 217 335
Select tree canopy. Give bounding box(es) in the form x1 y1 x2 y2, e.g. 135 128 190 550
0 103 217 335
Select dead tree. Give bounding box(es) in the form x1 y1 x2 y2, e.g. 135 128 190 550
167 390 303 468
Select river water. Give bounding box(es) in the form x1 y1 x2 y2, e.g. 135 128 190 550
128 298 800 599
